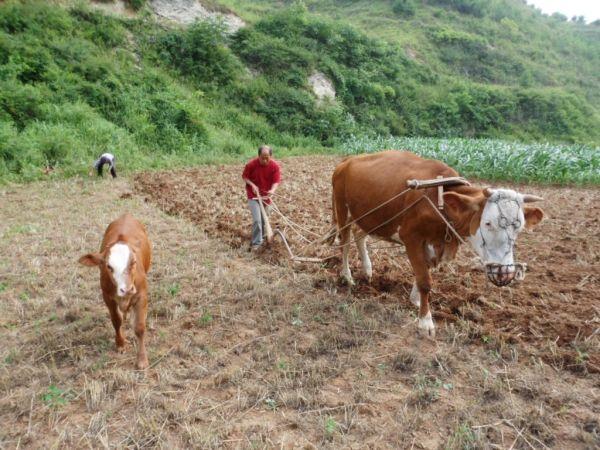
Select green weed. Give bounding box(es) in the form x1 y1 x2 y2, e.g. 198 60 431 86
198 311 213 327
41 385 70 408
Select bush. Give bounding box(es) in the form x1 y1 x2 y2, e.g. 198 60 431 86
392 0 417 17
0 79 46 129
156 21 242 87
231 28 312 86
432 0 487 17
125 0 146 11
69 6 125 48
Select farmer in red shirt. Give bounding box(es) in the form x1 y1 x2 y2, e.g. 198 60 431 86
242 145 281 250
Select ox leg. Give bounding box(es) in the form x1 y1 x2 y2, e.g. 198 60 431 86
355 232 372 282
104 293 126 352
339 225 354 286
133 292 149 370
405 242 435 338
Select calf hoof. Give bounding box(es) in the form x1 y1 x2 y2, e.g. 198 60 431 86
136 357 149 370
116 343 127 354
340 272 354 286
417 313 436 339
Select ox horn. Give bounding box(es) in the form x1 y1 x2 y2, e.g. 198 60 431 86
483 187 494 198
521 194 544 203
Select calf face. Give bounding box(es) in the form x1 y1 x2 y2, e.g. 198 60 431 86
444 188 544 286
79 242 138 297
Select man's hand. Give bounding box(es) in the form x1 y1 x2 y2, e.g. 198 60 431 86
267 183 280 197
251 185 259 196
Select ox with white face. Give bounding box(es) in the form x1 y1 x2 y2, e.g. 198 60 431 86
107 243 137 297
468 189 538 286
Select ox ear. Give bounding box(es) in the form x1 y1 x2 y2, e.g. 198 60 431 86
443 191 482 215
444 192 486 236
78 253 104 267
523 206 544 230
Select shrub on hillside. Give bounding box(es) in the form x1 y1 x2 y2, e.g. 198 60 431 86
231 28 312 86
0 79 46 130
125 0 146 11
392 0 417 17
431 0 487 17
69 6 125 48
156 21 242 87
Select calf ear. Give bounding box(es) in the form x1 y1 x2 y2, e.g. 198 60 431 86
78 253 103 266
523 206 544 229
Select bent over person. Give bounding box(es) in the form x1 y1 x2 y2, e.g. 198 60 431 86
242 145 281 250
93 152 117 178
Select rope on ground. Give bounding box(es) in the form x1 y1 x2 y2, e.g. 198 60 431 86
269 188 416 263
268 180 485 267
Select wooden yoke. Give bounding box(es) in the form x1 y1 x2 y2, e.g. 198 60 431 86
406 176 471 190
406 176 471 211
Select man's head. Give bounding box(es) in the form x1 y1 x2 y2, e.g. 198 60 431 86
258 145 273 166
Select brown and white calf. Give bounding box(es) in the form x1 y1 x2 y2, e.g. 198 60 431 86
79 213 152 369
331 151 544 338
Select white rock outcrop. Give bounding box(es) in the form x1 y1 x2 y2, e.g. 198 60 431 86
91 0 136 17
308 71 336 103
149 0 245 33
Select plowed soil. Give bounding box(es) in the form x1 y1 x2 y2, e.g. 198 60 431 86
135 156 600 373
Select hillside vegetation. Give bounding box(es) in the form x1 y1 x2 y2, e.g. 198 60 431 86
0 0 599 182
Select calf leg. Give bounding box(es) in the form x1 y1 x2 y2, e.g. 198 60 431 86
104 293 126 352
133 292 149 370
410 282 420 307
405 241 435 338
355 232 372 281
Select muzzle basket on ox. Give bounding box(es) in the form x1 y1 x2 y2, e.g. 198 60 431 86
485 263 527 287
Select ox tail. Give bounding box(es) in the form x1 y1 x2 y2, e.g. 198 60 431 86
325 189 339 245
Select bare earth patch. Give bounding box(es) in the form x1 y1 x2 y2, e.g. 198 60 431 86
0 162 598 448
135 156 600 376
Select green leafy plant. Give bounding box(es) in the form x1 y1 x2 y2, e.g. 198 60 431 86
199 311 213 327
41 385 70 408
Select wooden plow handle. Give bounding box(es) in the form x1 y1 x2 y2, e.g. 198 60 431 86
257 195 274 244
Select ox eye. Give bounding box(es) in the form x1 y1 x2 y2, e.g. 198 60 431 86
485 221 492 227
107 265 114 272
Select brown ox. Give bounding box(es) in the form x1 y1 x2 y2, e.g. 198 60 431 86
331 151 544 337
79 213 152 369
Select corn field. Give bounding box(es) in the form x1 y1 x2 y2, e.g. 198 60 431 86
343 136 600 184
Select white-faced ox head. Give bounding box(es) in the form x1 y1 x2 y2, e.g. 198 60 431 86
443 188 544 287
79 242 138 297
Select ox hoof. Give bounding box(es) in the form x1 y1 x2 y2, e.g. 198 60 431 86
417 313 436 339
363 270 373 283
116 344 127 354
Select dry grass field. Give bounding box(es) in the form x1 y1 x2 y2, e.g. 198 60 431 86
1 158 599 449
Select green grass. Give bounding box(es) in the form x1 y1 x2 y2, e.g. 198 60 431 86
343 135 600 184
1 1 599 184
0 2 329 183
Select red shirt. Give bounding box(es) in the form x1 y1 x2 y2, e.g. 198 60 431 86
242 158 281 203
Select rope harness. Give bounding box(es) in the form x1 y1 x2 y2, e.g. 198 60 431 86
266 177 528 286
